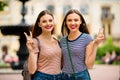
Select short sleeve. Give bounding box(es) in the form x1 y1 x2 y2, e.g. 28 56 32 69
82 33 93 46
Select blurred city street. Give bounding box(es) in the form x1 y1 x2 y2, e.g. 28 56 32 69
0 64 119 80
0 0 120 80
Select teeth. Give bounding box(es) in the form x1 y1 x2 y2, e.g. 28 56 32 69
71 25 76 29
47 25 51 27
72 26 75 27
45 26 51 29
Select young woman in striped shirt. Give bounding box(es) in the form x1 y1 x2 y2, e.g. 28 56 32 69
60 9 104 80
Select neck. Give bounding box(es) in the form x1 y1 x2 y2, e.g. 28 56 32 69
40 32 52 40
68 31 81 40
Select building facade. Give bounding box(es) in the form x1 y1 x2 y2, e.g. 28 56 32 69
0 0 120 59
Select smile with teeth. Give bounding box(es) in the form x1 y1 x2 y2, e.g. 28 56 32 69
45 25 52 29
71 25 76 29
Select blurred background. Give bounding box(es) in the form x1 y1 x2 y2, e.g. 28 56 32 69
0 0 120 80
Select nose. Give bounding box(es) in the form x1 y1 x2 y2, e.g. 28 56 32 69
71 21 75 25
46 21 50 25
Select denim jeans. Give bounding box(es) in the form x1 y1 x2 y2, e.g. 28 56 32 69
33 71 62 80
61 69 91 80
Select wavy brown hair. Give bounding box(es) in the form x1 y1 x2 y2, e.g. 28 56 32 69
32 10 54 38
61 9 89 36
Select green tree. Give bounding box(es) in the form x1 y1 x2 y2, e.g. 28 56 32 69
97 37 120 60
0 1 8 11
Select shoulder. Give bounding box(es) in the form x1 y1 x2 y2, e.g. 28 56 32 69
33 37 40 45
59 36 67 46
81 33 93 45
82 33 93 40
53 36 59 41
60 36 67 42
82 33 91 37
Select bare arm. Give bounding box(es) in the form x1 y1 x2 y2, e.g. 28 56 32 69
28 51 38 74
24 32 38 74
85 28 104 69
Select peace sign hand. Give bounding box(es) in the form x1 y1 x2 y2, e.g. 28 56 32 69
95 28 104 45
24 31 36 53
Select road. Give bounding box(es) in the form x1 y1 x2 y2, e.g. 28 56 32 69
0 64 120 80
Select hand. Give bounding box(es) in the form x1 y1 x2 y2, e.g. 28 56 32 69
24 32 35 53
94 28 104 45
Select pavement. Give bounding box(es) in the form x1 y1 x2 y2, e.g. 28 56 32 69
0 68 23 80
89 64 120 80
0 64 119 80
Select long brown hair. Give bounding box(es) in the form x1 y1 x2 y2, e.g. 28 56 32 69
32 10 54 38
61 9 89 36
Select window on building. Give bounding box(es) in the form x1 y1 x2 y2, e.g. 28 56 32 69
101 6 112 37
102 7 110 19
80 4 89 15
63 5 71 16
47 5 54 14
108 23 111 35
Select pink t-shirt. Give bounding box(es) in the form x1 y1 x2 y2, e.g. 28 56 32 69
36 40 62 74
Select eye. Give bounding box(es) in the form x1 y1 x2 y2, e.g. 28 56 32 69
74 19 79 22
67 19 72 22
49 19 53 22
42 20 46 23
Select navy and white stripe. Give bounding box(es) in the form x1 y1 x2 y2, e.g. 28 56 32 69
60 33 93 73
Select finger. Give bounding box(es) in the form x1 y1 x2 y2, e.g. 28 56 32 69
24 32 29 39
98 28 103 34
30 31 33 38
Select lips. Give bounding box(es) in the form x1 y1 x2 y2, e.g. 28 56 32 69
71 25 76 29
45 25 52 29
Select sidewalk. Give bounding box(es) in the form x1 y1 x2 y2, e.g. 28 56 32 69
0 68 23 80
0 73 22 80
0 64 120 80
89 64 120 80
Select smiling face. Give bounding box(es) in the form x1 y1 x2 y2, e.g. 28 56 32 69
66 13 81 33
38 14 54 33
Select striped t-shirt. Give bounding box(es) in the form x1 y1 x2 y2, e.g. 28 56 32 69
60 33 93 73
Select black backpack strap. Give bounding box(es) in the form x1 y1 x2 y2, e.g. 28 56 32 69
35 37 40 61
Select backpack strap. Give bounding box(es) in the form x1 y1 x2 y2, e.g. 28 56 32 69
35 37 40 61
